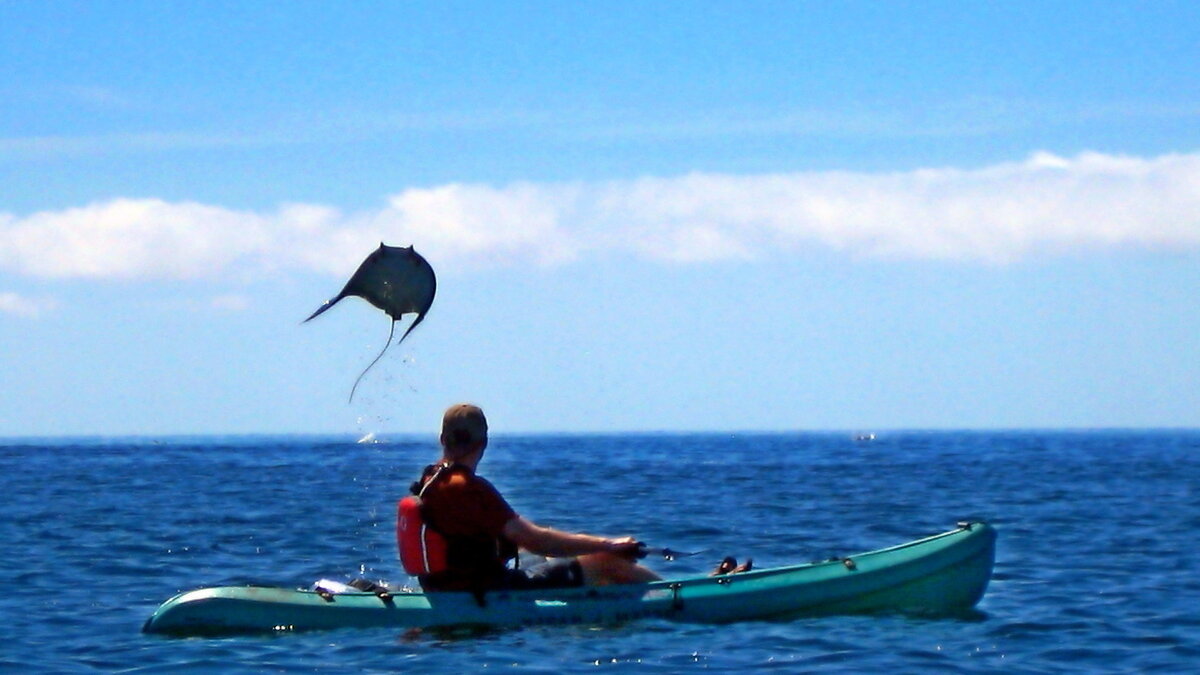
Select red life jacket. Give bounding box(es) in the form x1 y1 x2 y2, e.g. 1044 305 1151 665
396 465 450 576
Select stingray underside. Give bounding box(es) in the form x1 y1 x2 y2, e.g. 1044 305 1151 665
304 243 437 400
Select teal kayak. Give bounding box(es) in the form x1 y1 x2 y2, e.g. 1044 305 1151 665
144 522 995 636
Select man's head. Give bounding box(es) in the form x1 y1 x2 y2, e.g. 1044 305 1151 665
441 403 488 458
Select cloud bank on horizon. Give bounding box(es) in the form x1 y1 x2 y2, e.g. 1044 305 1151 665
2 151 1198 302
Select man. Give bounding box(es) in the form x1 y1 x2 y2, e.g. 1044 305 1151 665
408 403 661 592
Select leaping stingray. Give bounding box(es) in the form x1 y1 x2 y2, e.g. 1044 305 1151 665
305 243 436 402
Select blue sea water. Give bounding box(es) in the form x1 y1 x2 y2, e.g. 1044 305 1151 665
1 431 1198 673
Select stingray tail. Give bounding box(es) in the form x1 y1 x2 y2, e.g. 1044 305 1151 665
348 319 397 403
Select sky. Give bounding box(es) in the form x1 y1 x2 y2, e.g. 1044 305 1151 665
2 1 1199 437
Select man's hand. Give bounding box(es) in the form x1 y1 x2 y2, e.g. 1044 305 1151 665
607 536 645 559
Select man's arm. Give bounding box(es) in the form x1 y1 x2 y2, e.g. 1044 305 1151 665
503 516 639 558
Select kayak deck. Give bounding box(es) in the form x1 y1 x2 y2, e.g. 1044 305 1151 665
144 522 996 635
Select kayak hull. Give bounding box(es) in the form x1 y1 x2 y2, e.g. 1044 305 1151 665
144 522 995 635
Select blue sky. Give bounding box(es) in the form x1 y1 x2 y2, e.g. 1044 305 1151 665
2 1 1199 437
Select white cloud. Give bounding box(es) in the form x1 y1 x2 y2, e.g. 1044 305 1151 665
1 151 1198 281
0 199 272 279
0 292 58 318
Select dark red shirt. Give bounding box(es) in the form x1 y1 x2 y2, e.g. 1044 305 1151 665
417 465 519 590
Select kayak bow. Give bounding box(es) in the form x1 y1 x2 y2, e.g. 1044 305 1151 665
144 522 996 636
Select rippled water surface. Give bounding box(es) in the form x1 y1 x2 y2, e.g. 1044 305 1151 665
3 431 1198 673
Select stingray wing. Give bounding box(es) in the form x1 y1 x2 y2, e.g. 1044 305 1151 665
302 250 378 323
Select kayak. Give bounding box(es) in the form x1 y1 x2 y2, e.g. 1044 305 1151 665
144 522 995 636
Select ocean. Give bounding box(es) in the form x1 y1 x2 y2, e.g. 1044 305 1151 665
2 431 1197 673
